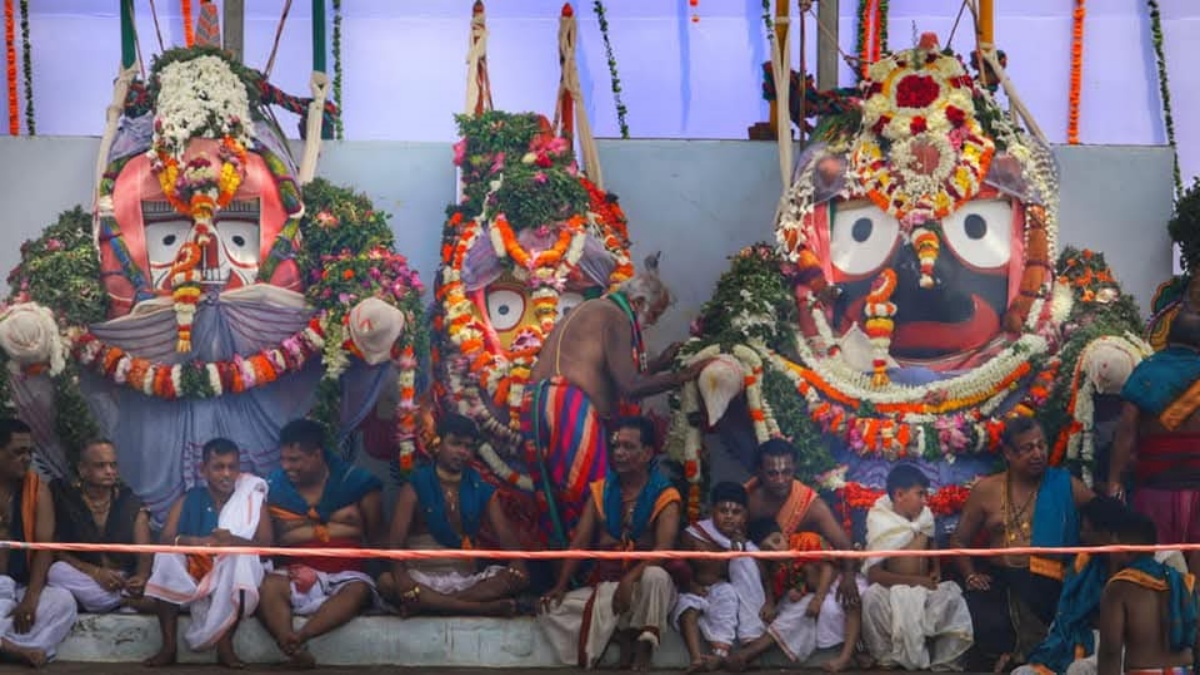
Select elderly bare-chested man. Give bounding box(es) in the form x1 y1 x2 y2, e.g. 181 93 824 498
951 416 1093 673
525 253 708 544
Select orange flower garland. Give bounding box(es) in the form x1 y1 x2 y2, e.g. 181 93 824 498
181 0 195 48
1067 0 1085 145
4 0 16 136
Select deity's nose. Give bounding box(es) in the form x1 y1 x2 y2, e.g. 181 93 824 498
198 226 223 284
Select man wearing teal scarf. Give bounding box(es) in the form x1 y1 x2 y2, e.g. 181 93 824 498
1098 511 1198 675
380 414 529 617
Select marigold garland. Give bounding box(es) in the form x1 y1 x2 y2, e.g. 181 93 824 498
1067 0 1085 145
17 0 29 135
855 0 889 80
181 0 195 48
4 0 16 136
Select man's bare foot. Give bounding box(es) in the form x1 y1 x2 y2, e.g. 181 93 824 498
1 642 48 669
685 654 723 673
142 647 177 667
631 641 653 672
823 653 853 673
276 631 303 656
616 632 635 669
284 648 316 671
725 651 749 673
216 643 245 670
992 653 1014 674
855 653 877 669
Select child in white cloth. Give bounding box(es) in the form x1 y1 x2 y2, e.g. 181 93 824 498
861 464 973 670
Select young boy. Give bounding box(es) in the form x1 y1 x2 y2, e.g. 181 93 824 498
673 482 769 673
861 464 973 670
1097 511 1198 675
727 518 864 672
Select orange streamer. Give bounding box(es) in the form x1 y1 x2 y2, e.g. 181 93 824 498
3 539 1199 562
182 0 195 48
1067 0 1085 145
4 0 16 135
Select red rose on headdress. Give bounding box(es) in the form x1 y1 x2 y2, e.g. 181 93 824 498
895 75 941 109
945 105 966 127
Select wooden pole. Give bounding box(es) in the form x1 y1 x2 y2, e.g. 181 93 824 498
224 0 244 61
816 0 838 91
768 0 789 139
978 0 994 47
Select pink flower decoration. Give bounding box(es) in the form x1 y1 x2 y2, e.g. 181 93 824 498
45 239 64 252
534 171 548 184
490 152 506 174
452 139 468 166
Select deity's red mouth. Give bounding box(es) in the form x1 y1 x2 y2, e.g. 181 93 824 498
841 294 1000 356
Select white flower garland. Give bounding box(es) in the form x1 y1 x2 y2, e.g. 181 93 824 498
153 55 253 160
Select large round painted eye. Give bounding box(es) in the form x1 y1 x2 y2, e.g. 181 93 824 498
942 200 1013 270
558 292 585 321
829 203 900 277
216 220 261 266
486 288 526 332
145 221 193 268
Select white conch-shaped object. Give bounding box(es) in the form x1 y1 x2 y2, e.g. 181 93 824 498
0 302 66 376
348 297 406 366
1079 334 1152 395
837 323 899 374
697 354 747 425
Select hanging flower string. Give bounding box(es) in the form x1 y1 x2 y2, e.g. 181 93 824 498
4 0 16 136
181 0 195 47
17 0 29 135
1067 0 1085 145
1147 0 1181 199
856 0 889 80
332 0 345 140
592 1 629 138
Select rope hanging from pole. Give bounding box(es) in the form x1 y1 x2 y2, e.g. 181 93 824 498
555 3 603 191
298 0 330 184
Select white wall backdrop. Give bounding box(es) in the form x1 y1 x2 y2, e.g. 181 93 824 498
8 2 1198 175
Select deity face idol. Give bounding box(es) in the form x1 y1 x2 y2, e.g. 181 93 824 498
808 188 1024 366
470 274 589 355
98 138 302 317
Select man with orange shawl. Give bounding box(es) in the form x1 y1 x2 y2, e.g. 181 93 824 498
0 419 77 667
258 419 384 669
538 416 682 671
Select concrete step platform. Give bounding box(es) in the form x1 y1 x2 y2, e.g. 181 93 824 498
58 613 837 668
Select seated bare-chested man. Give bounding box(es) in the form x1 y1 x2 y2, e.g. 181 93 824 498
0 419 77 668
47 439 154 615
258 419 384 669
950 415 1094 673
524 252 708 543
538 416 682 672
378 413 529 616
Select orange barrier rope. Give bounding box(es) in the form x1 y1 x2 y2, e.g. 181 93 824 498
2 540 1197 562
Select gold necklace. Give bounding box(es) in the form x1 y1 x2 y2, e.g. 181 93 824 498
1002 472 1037 545
82 488 113 516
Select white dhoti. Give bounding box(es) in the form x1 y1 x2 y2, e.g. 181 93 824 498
409 565 506 595
144 474 269 650
861 495 973 670
670 519 767 650
271 567 375 616
539 565 677 669
0 575 78 659
47 561 129 613
861 581 973 670
767 575 866 662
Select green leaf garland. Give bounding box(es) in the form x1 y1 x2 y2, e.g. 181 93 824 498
332 0 344 140
592 1 629 139
7 206 108 327
18 0 32 135
1147 0 1181 199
